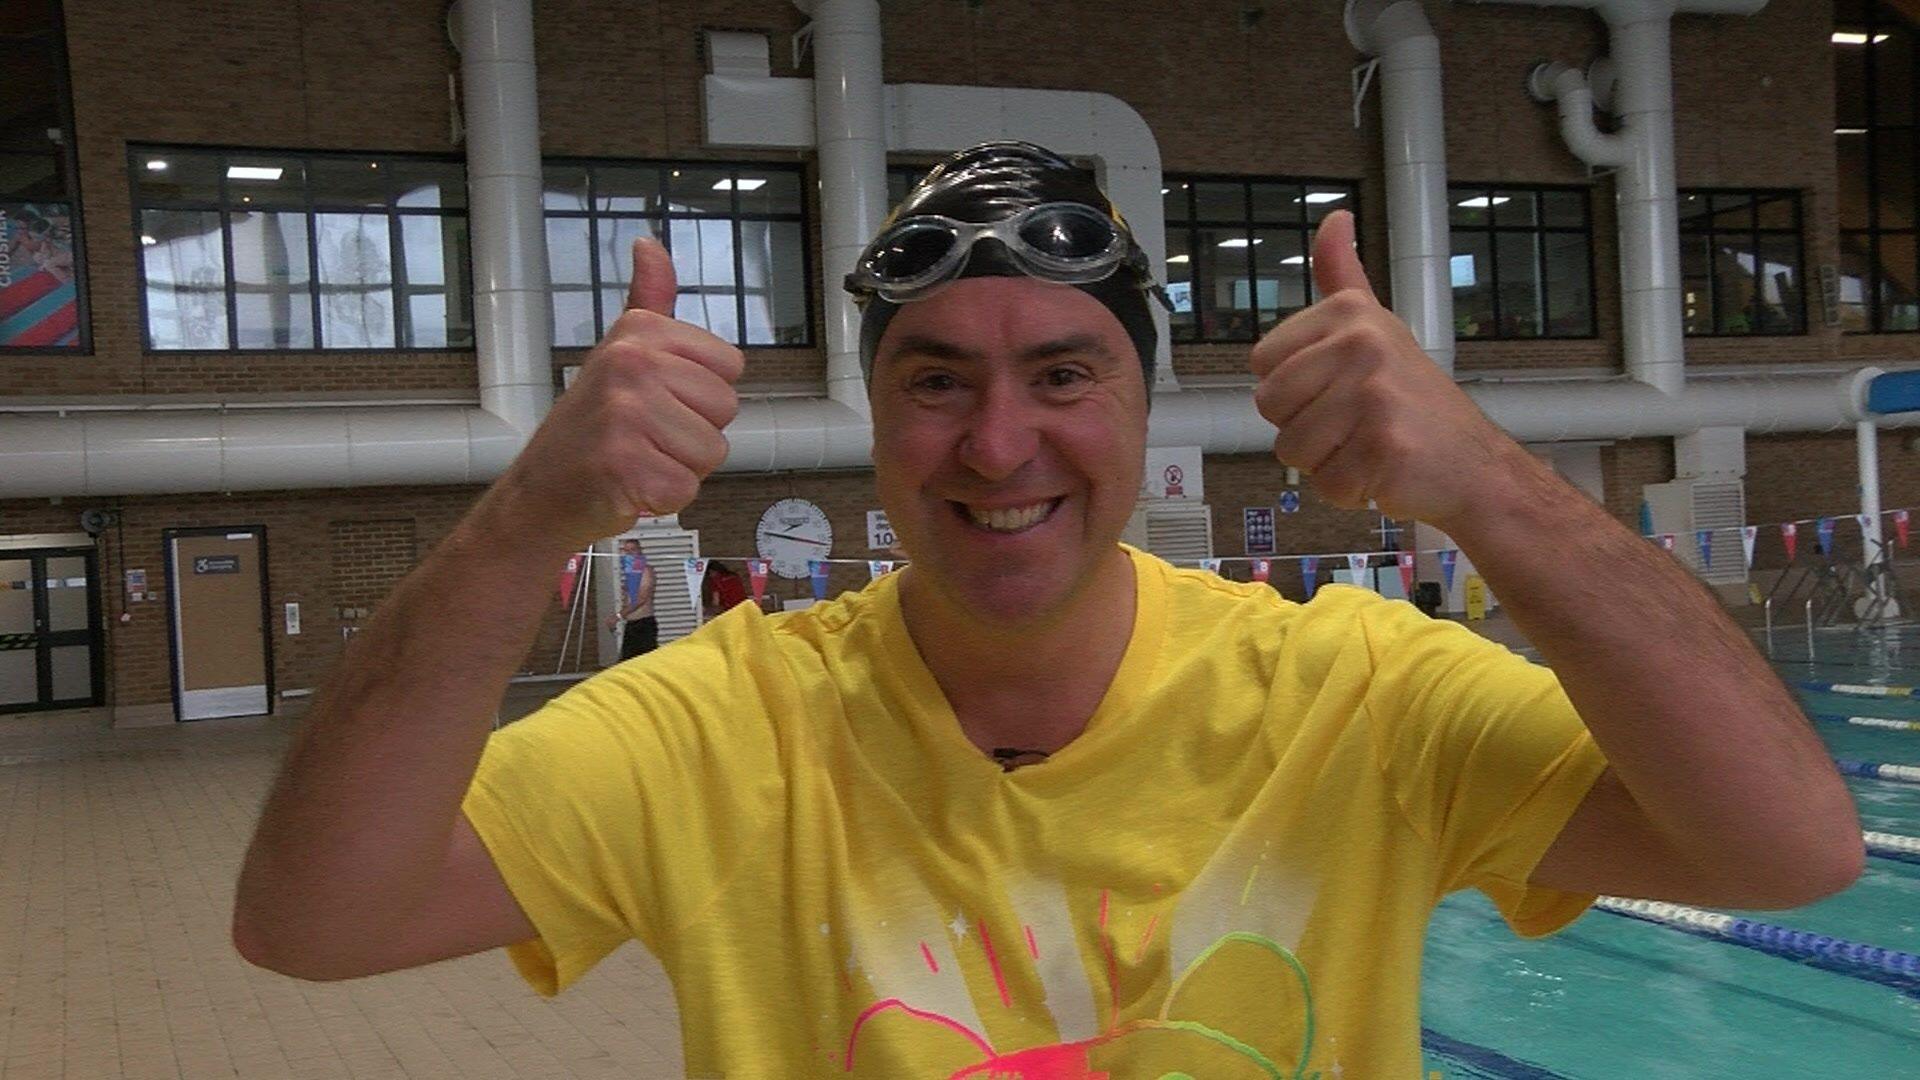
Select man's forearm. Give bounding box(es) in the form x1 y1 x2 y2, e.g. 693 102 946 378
235 487 570 960
1439 454 1858 882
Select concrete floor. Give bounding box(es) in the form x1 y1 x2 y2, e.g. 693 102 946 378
0 689 689 1080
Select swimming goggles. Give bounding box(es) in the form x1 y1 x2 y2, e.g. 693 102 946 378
844 201 1154 304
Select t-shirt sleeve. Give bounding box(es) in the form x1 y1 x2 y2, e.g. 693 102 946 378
459 606 785 994
1350 593 1610 936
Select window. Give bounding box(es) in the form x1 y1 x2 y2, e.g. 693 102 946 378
2 0 87 351
1449 185 1594 339
543 161 811 348
1161 176 1359 342
1677 190 1805 335
1836 0 1919 331
132 147 470 350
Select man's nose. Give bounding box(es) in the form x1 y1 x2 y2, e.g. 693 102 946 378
956 381 1042 483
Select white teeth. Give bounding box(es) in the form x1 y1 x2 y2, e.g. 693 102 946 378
966 500 1055 533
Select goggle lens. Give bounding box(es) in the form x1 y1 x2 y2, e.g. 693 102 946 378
868 224 959 282
1017 208 1114 259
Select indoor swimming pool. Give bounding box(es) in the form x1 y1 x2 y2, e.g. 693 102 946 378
1416 624 1920 1078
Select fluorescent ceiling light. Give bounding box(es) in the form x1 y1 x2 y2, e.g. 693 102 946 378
712 177 767 191
1167 254 1190 263
1280 255 1307 265
1161 187 1170 195
1832 31 1889 45
226 165 284 181
144 159 168 171
1456 195 1510 208
1836 127 1869 135
1216 237 1262 248
1301 192 1347 204
139 234 157 246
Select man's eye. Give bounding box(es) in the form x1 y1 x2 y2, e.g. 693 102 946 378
913 372 958 392
1044 367 1090 387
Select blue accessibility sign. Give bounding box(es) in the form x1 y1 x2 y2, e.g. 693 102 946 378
1278 490 1301 514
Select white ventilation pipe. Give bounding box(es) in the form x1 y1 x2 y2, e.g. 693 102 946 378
1478 0 1769 394
455 0 554 432
1345 0 1456 374
796 0 885 416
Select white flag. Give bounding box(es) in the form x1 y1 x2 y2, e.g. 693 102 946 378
868 559 895 581
1347 553 1371 589
1200 558 1223 575
1740 525 1758 569
684 558 709 617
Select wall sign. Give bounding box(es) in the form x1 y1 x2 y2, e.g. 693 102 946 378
192 555 240 575
867 510 897 551
1140 446 1204 500
1243 507 1276 555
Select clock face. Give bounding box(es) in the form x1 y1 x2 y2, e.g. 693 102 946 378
756 498 834 579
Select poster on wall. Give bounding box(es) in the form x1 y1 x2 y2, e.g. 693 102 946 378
1243 507 1276 555
0 202 81 348
1140 446 1204 501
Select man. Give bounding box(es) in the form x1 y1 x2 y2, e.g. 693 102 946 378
605 536 658 660
233 143 1861 1077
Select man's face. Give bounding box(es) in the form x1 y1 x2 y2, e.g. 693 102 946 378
869 276 1149 625
620 540 640 555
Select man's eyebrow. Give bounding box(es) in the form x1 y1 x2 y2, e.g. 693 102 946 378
884 335 983 365
1018 334 1115 364
882 332 1116 367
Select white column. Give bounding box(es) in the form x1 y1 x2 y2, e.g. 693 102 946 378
804 0 887 416
1859 420 1892 616
458 0 555 434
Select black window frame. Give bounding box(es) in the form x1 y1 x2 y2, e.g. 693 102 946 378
1161 173 1363 345
1 0 92 355
1836 1 1919 333
1448 182 1598 341
128 144 473 354
1677 188 1808 337
543 158 814 350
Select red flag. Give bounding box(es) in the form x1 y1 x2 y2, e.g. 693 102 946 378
1897 510 1911 548
747 559 769 603
1397 551 1415 596
558 554 582 607
1782 522 1798 561
1251 558 1270 583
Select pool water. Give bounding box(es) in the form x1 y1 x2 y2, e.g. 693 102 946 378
1417 625 1920 1078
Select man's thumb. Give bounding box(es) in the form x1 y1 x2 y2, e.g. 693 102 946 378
627 236 677 316
1310 209 1375 299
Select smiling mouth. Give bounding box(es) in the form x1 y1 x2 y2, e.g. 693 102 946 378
951 497 1065 534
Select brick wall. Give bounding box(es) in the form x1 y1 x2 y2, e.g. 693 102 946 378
7 0 1920 710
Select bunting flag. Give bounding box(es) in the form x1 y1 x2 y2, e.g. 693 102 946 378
1251 558 1271 583
809 560 830 601
1396 551 1415 596
1438 549 1458 593
1816 517 1835 557
1201 558 1223 576
1347 553 1371 590
1857 513 1874 536
558 553 582 607
1782 521 1798 561
1657 533 1676 552
1695 529 1713 568
1898 509 1911 548
1301 556 1320 600
683 558 709 616
868 559 895 581
747 559 770 603
1740 525 1758 569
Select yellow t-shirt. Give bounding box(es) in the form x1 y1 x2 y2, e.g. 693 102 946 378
462 546 1608 1078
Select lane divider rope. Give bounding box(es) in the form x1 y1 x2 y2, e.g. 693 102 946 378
1798 680 1917 698
1593 897 1920 996
1811 713 1920 733
1835 758 1920 784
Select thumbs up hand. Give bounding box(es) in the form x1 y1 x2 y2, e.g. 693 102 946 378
1248 210 1527 531
490 237 744 551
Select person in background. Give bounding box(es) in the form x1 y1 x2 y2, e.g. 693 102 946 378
700 560 750 620
604 537 656 660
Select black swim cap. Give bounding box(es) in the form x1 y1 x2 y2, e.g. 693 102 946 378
850 141 1160 386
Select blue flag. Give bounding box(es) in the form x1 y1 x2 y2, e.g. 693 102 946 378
1301 556 1320 600
809 560 830 601
1816 517 1835 557
1695 529 1713 568
1438 549 1458 592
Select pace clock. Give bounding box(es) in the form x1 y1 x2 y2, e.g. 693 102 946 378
755 498 834 579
